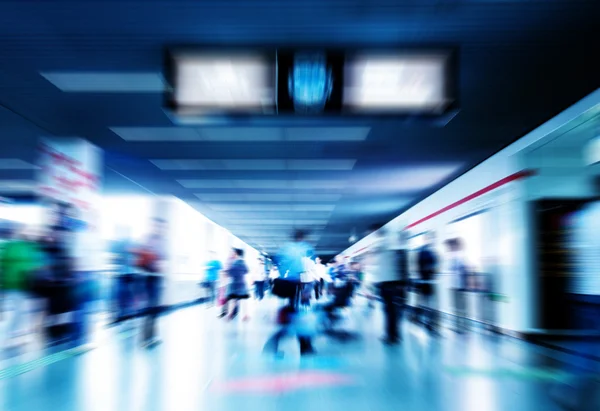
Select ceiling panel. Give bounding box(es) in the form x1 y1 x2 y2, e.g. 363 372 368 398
111 127 201 141
205 204 337 212
197 127 284 141
225 219 330 225
215 211 333 219
194 193 342 202
152 159 356 171
111 126 372 142
284 127 371 141
0 180 37 193
0 159 39 170
178 179 348 189
226 224 326 231
41 72 165 92
0 0 599 253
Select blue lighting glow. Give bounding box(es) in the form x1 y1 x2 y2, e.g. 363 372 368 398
288 53 333 113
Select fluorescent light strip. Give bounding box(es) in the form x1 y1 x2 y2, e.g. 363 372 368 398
216 212 332 219
284 127 371 141
178 179 347 189
0 180 37 192
356 165 462 193
0 159 39 170
227 225 326 231
206 204 336 212
234 229 325 236
197 127 283 141
111 127 370 142
111 127 200 141
226 219 329 225
194 193 342 202
244 233 321 239
151 159 356 171
41 72 165 92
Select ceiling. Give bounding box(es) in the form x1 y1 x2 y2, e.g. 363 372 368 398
0 0 599 256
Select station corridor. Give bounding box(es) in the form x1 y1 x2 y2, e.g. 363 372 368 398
1 299 596 411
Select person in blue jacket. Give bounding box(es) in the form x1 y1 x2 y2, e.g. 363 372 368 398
219 248 249 321
263 229 316 357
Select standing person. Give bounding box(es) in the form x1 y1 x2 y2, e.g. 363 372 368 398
71 206 105 346
324 261 336 296
395 231 410 332
263 229 316 357
203 251 222 306
445 238 469 333
364 224 404 345
253 258 268 301
300 254 317 306
313 257 327 300
348 261 364 298
111 226 136 322
137 218 167 348
218 248 249 321
41 202 77 343
417 231 439 334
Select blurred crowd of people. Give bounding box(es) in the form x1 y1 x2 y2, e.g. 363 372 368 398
200 224 499 356
0 201 169 350
2 201 499 356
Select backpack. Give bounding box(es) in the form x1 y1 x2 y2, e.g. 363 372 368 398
136 249 158 273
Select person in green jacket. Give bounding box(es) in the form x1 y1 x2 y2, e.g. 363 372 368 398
1 227 44 346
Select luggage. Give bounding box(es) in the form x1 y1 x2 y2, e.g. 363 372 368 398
271 278 298 299
217 286 227 306
277 305 294 325
136 249 158 273
47 280 76 315
293 309 318 337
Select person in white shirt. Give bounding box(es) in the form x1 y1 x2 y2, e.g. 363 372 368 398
313 257 327 300
70 206 103 345
253 258 268 301
365 224 404 345
445 238 469 333
300 254 317 305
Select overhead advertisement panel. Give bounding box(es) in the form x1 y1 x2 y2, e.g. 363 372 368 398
164 46 459 120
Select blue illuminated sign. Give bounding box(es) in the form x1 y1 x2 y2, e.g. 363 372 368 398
288 53 333 113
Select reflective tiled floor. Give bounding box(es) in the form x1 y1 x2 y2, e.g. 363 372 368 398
1 298 597 411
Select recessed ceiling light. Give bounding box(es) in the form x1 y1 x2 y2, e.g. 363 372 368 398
0 180 36 192
153 159 356 171
226 219 329 225
110 127 370 142
351 165 462 193
178 179 347 189
284 127 370 141
40 72 165 92
0 159 39 169
205 204 336 212
111 127 201 141
194 193 342 202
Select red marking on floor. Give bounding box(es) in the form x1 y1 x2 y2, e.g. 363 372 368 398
211 371 357 394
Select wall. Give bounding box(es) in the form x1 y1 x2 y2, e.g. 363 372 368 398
341 88 600 333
